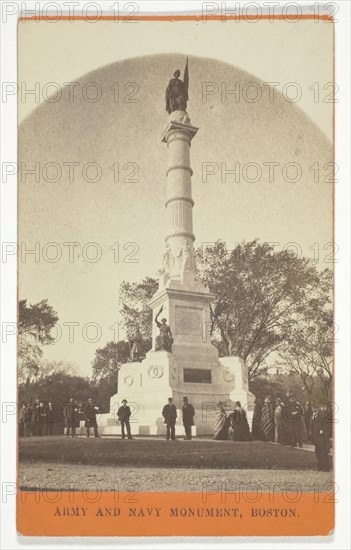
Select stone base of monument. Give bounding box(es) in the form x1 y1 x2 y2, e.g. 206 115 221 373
97 351 255 437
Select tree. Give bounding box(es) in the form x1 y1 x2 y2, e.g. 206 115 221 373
196 240 332 381
250 371 313 405
18 361 93 432
249 376 287 403
119 277 158 344
91 341 131 382
90 376 118 412
18 360 87 402
279 274 333 403
18 299 59 402
91 340 133 406
19 299 59 344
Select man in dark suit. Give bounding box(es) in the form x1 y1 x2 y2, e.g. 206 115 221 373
182 396 195 440
45 401 58 436
117 399 132 439
64 398 78 437
285 394 304 447
83 398 101 438
311 405 332 471
162 397 177 440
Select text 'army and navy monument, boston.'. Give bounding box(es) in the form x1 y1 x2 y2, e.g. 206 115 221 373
99 59 253 436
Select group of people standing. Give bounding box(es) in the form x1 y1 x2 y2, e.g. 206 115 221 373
214 394 332 472
252 394 310 447
20 393 332 471
19 396 196 442
19 398 103 438
113 396 195 441
214 401 251 441
19 399 59 437
63 398 101 438
162 396 195 440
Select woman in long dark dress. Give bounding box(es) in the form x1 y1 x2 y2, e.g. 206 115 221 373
213 402 229 440
230 402 251 441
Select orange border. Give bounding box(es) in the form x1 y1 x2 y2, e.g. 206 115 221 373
17 13 335 537
17 491 334 537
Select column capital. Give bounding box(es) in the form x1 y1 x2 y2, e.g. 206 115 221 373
161 120 199 144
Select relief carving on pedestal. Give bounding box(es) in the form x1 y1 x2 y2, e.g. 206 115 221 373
148 365 164 379
179 239 196 278
124 375 134 387
162 243 174 280
223 369 235 384
175 307 202 335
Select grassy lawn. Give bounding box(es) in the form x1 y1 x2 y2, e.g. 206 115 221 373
19 437 318 470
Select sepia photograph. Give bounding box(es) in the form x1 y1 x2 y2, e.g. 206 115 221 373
12 9 339 537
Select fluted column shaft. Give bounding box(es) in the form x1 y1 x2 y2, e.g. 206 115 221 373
162 111 198 264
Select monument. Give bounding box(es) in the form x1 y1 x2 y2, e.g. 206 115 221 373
99 60 254 436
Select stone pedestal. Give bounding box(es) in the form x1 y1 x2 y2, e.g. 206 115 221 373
99 344 253 436
99 352 254 436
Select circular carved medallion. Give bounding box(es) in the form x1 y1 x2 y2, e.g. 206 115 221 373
124 375 134 387
148 365 164 379
223 369 234 383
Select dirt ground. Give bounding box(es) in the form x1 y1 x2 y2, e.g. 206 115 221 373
19 463 332 493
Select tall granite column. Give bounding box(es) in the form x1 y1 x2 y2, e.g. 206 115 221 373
161 110 199 281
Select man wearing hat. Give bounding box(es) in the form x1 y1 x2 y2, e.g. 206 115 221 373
83 398 101 438
117 399 133 439
182 397 195 440
285 394 305 447
311 404 332 471
162 397 177 440
63 397 78 437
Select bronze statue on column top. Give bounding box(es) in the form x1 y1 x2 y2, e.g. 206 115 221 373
165 58 189 115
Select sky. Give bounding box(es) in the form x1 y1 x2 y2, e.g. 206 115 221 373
18 19 333 376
